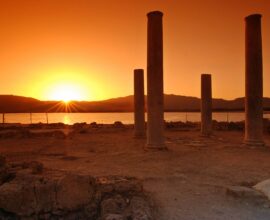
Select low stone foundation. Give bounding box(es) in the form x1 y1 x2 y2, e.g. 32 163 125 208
0 158 154 220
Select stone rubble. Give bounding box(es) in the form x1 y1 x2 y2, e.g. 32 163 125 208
0 158 154 220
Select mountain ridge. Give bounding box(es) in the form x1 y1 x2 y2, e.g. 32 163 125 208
1 94 270 113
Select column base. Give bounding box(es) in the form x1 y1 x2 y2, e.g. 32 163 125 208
243 139 265 147
144 143 168 151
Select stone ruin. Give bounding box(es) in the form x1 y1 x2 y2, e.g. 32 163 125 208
0 156 155 220
132 12 266 147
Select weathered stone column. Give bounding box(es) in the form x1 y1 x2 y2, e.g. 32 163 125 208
134 69 146 138
244 14 264 146
146 11 166 149
201 74 212 136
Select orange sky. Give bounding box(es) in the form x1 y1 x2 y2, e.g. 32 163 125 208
0 0 269 101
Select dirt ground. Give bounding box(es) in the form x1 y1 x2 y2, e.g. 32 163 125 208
1 126 270 220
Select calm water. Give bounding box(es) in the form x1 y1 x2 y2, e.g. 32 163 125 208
1 112 270 125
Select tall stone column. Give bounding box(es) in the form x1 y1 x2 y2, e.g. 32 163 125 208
134 69 146 138
201 74 212 136
244 14 264 146
146 11 166 149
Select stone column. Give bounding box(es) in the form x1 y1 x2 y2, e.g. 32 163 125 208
201 74 212 136
146 11 166 149
244 14 264 146
134 69 146 138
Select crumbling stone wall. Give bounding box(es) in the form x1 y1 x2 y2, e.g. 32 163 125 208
0 158 154 220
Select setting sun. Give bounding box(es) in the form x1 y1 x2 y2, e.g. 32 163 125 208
30 68 101 101
47 83 85 102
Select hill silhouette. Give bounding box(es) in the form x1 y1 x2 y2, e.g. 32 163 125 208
1 94 270 113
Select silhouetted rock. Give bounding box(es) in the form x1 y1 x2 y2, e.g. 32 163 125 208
228 122 244 131
165 121 199 130
113 121 125 128
90 122 98 128
47 123 65 129
71 123 89 134
212 121 227 130
72 122 87 129
28 123 44 129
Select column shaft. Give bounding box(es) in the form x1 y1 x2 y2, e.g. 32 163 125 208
146 11 166 149
201 74 212 136
244 14 264 146
134 69 146 138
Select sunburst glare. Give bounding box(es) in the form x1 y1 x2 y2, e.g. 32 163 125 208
47 83 85 102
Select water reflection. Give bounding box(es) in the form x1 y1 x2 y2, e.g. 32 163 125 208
63 114 71 125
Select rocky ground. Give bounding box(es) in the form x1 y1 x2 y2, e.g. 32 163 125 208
1 122 270 219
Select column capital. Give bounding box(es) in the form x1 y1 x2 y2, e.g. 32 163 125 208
147 11 163 17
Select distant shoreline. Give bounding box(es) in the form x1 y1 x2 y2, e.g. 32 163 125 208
1 110 270 114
